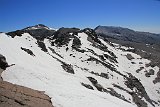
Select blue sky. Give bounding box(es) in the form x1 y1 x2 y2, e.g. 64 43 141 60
0 0 160 33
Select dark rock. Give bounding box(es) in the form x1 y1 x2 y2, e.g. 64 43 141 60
103 87 130 103
130 92 148 107
90 71 99 76
100 73 109 79
71 36 86 53
7 24 55 40
86 56 116 71
83 28 102 44
21 47 35 56
48 47 63 58
66 47 69 51
53 33 71 47
87 77 98 84
149 69 155 75
81 83 94 90
0 54 9 70
52 28 80 47
72 37 81 49
49 54 74 74
7 30 24 38
126 54 134 60
145 62 156 68
94 83 103 91
125 73 154 107
83 28 110 53
131 62 136 64
90 71 109 79
145 69 155 77
126 48 136 53
136 67 144 73
61 63 74 74
153 70 160 84
104 54 118 63
113 84 129 92
98 55 105 61
87 77 103 91
37 40 48 52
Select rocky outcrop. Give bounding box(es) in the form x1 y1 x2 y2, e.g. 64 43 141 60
52 28 80 47
21 47 35 56
125 73 154 107
136 67 144 73
0 81 54 107
145 69 155 77
87 77 130 103
104 54 117 63
126 54 134 60
48 47 63 58
81 83 94 90
0 68 3 81
153 71 160 84
87 77 103 91
90 71 109 79
61 63 74 74
37 40 48 52
0 54 9 70
86 56 116 72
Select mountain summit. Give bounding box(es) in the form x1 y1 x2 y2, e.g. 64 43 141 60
24 24 50 30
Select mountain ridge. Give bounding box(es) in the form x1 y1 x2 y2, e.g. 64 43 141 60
0 24 160 107
95 25 160 44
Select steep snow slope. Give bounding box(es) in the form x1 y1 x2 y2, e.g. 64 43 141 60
0 28 159 107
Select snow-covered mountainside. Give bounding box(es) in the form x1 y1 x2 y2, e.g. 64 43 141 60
0 25 160 107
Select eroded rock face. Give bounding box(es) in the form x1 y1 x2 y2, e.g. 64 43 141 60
0 54 9 70
0 81 54 107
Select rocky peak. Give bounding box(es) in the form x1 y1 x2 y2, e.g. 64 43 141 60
7 24 55 39
24 24 50 30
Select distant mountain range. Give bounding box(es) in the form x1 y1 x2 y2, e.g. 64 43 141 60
95 25 160 44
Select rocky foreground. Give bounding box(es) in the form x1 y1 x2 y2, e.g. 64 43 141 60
0 55 53 107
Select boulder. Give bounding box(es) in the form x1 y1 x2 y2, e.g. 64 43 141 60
0 54 8 70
